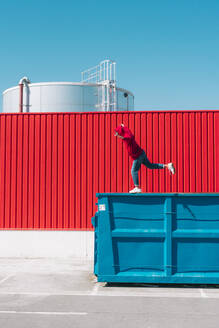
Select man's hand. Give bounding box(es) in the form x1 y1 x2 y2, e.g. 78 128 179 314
121 123 124 127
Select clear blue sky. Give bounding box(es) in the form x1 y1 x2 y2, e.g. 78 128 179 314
0 0 219 111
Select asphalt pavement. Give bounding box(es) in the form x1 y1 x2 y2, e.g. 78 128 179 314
0 259 219 328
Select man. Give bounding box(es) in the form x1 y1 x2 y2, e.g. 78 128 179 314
114 124 175 193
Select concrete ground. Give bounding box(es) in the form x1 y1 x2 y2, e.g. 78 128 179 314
0 259 219 327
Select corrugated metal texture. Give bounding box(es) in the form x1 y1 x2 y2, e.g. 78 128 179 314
0 110 218 230
93 193 219 284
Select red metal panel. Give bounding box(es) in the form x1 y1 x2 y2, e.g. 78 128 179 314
111 113 117 192
153 113 159 193
93 114 99 214
171 113 177 192
81 114 87 229
99 115 105 193
135 113 141 187
215 112 219 192
22 115 29 228
177 113 183 192
122 113 129 193
11 115 18 228
0 110 218 230
165 113 171 193
40 115 46 229
57 115 64 229
202 112 208 192
0 115 6 228
208 112 214 192
129 113 135 191
147 113 153 192
63 114 70 229
51 115 58 229
28 115 35 228
140 113 146 193
189 113 196 192
46 115 52 228
183 113 190 192
159 113 165 192
69 115 76 228
75 114 81 228
87 114 93 229
17 116 23 228
5 115 12 228
117 113 123 192
196 113 202 192
105 114 111 193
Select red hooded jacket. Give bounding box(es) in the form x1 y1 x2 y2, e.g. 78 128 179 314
115 126 143 160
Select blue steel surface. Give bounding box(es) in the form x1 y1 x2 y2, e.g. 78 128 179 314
92 193 219 284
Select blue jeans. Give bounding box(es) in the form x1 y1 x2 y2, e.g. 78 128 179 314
131 151 164 186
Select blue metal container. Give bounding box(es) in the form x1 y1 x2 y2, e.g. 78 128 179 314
92 193 219 284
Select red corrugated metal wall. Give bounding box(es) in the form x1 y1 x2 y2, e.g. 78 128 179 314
0 111 218 230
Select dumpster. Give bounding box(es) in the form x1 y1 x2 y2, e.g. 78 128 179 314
92 193 219 284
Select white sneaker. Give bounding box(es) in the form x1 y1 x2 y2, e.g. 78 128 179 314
129 187 142 193
168 162 175 175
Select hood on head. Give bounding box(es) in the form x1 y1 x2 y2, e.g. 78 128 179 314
115 126 125 137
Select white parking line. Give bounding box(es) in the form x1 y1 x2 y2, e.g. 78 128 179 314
0 311 87 316
0 275 14 285
0 290 209 298
200 289 208 298
91 283 99 295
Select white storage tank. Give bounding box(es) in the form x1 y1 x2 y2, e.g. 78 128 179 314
2 61 134 113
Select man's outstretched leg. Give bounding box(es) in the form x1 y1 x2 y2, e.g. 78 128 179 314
142 152 175 174
130 151 175 193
